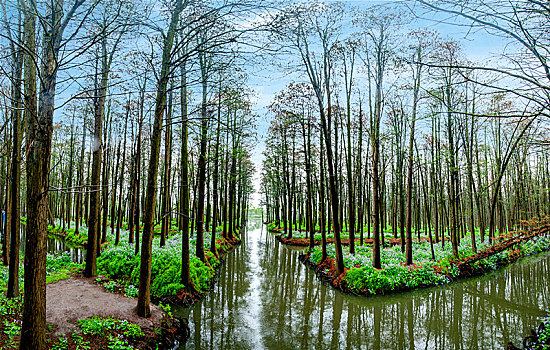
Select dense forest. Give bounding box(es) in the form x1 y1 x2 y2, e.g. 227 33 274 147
0 0 548 349
261 0 549 271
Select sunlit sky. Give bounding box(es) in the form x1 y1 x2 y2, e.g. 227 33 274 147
245 0 508 207
40 0 509 209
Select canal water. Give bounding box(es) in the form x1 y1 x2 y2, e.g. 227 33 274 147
19 224 86 264
175 219 550 350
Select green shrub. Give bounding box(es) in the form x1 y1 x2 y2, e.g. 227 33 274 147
78 316 143 339
124 284 138 298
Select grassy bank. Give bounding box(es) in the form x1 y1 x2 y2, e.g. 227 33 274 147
0 217 233 349
0 251 82 293
97 228 237 304
267 221 550 296
305 235 549 295
0 253 176 350
43 218 241 305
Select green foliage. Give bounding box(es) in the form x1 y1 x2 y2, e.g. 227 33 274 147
0 296 23 317
266 222 279 232
52 337 69 350
107 335 135 350
78 316 143 339
3 319 21 337
45 252 83 284
103 280 118 293
534 314 550 350
122 322 145 338
0 295 23 344
98 233 218 298
307 233 550 295
71 332 91 350
46 271 72 284
47 225 88 247
344 264 449 294
97 245 140 280
158 302 173 319
124 284 139 298
79 317 114 335
310 248 324 265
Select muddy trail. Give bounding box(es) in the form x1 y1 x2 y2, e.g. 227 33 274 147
46 277 164 336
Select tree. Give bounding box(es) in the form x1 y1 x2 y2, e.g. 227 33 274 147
356 6 401 268
404 29 436 265
21 1 90 347
137 0 185 318
85 0 131 277
2 0 23 299
275 1 346 275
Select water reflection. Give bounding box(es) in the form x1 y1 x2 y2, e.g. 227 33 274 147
19 224 85 264
176 219 550 350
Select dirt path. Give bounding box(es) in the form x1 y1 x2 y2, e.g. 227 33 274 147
46 277 164 336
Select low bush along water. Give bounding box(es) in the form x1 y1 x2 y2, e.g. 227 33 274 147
308 235 550 295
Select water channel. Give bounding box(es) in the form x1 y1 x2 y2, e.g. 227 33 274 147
175 219 550 350
20 224 86 264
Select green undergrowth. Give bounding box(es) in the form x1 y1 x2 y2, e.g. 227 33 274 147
0 252 82 292
78 316 144 339
46 252 83 284
48 225 88 247
97 227 236 298
54 315 149 350
0 296 23 348
43 217 239 300
530 313 550 350
0 299 149 349
308 235 550 295
0 293 157 349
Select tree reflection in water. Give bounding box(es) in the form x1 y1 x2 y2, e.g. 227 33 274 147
175 220 550 350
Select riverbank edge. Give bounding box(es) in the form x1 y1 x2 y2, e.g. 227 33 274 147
42 224 245 348
0 284 187 350
47 226 88 248
264 221 550 297
46 223 244 308
268 224 432 248
509 314 550 350
157 236 242 308
295 238 550 298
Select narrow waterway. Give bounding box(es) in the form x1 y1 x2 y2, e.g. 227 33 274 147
20 224 86 264
175 219 550 350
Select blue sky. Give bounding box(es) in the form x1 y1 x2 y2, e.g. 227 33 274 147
244 0 509 207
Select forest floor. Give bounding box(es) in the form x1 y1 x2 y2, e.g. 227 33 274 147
267 218 550 297
0 217 245 349
43 218 241 306
0 274 185 349
46 277 163 336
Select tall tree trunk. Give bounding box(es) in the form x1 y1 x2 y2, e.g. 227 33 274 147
405 49 421 265
7 20 23 299
160 93 173 248
210 86 222 257
85 38 109 278
179 63 195 292
116 113 128 245
194 51 209 262
137 0 184 317
134 116 142 255
22 0 83 347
